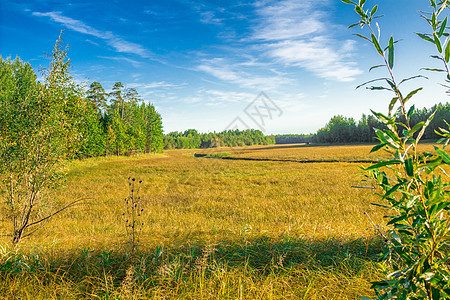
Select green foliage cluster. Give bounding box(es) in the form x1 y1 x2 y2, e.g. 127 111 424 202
313 103 450 144
83 80 163 157
0 37 87 244
164 128 275 149
274 134 313 144
343 0 450 298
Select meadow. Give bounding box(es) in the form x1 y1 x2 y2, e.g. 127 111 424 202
2 143 441 299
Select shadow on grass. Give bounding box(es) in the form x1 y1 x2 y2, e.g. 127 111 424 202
0 235 382 279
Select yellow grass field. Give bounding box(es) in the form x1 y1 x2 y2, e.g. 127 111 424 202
0 143 445 299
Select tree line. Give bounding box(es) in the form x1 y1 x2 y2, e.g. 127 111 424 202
164 129 275 149
0 58 163 159
83 81 163 156
312 103 450 144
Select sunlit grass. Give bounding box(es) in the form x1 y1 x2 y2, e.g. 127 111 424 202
2 144 432 298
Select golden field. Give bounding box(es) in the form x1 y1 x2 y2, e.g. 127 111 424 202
1 143 444 299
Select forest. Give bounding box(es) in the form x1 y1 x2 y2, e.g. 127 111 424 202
313 103 450 144
0 56 164 159
163 129 275 149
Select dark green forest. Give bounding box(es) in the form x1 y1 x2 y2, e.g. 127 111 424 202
313 103 450 144
164 129 275 149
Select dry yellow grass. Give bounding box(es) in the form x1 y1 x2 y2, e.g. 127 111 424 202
3 144 430 299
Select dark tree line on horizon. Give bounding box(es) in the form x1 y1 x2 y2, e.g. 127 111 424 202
164 129 276 149
313 102 450 144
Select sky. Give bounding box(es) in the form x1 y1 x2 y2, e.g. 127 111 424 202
1 0 449 134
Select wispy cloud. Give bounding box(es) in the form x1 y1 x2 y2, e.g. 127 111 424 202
197 58 292 90
32 11 150 57
98 56 142 68
200 11 224 25
253 0 362 82
128 81 187 89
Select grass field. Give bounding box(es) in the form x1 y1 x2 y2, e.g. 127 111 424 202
2 143 442 299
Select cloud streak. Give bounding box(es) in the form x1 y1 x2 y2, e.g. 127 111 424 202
32 11 149 57
253 0 362 82
197 58 293 90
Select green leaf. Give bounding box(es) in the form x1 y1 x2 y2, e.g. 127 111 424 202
398 75 427 85
370 143 387 153
359 0 366 6
435 147 450 164
416 33 435 43
369 64 385 72
402 88 422 104
356 77 389 89
353 33 371 42
404 158 414 177
388 36 394 69
434 33 443 53
408 121 425 136
432 12 437 31
370 5 378 17
389 97 398 115
430 0 436 9
445 41 450 62
355 6 366 18
421 68 446 72
438 17 447 37
348 22 360 29
371 33 383 55
364 160 402 170
341 0 357 4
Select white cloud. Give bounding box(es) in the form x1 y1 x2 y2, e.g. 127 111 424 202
252 0 362 82
128 81 187 89
197 58 292 90
32 11 150 57
200 11 223 25
98 56 142 68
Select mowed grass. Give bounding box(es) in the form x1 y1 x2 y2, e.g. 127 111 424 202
0 144 418 299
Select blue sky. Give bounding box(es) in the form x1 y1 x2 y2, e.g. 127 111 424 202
1 0 449 134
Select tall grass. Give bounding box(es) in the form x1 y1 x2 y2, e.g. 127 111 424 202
0 144 402 298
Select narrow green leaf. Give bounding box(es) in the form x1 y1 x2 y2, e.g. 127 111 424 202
416 33 435 43
409 121 425 136
341 0 357 4
435 147 450 164
432 12 437 31
370 143 387 153
370 202 393 210
388 36 394 69
404 158 414 177
398 75 428 85
369 64 384 72
370 5 378 17
371 33 383 55
353 33 371 42
445 41 450 62
430 0 436 9
348 22 360 29
403 88 422 104
364 160 401 170
407 105 415 118
434 33 443 52
438 17 447 37
356 77 389 89
389 97 398 115
421 68 446 72
367 86 391 91
355 6 366 18
359 0 366 6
